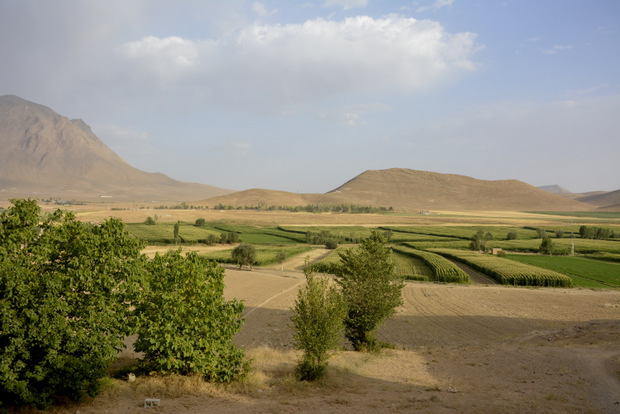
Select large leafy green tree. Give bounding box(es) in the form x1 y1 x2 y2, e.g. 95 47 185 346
135 250 248 382
0 199 145 409
335 231 404 352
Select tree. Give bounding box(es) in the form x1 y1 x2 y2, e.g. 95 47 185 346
506 230 518 240
469 230 488 252
195 218 206 226
173 221 180 244
539 236 554 255
144 216 156 225
555 229 564 239
335 231 404 352
291 263 347 381
0 199 145 409
135 251 248 382
232 243 256 269
536 227 547 239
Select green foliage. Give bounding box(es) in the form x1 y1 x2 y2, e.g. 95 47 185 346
195 218 206 227
325 238 339 249
555 229 564 239
536 228 547 239
0 199 145 409
275 249 287 263
144 216 156 225
506 230 518 240
429 248 573 287
506 254 620 288
232 243 257 269
335 231 404 352
135 250 248 382
291 265 347 381
393 245 469 283
539 236 554 255
173 221 180 244
469 230 489 252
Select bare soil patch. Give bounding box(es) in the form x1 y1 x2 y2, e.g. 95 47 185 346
50 267 620 414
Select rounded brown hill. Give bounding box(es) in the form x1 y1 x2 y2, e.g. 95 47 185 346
201 168 593 211
0 95 231 202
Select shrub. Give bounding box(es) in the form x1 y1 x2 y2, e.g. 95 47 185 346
291 264 347 381
335 231 404 352
506 230 518 240
325 238 339 249
539 236 554 255
0 199 145 409
144 216 156 225
232 243 256 269
195 218 206 226
135 250 248 382
555 229 564 239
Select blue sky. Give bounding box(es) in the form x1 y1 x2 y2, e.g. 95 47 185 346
1 0 618 193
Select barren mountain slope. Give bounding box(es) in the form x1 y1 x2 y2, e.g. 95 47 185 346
576 189 620 211
0 95 231 201
325 168 593 211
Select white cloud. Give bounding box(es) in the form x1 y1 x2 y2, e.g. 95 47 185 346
416 0 455 13
323 0 368 10
115 16 479 110
252 2 277 17
540 44 573 55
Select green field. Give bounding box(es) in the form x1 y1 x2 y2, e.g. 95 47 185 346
505 254 620 288
201 245 313 266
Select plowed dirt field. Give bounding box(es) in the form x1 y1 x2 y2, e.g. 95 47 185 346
56 267 620 414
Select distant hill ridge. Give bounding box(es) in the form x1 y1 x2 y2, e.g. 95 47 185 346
0 95 232 201
202 169 594 211
1 95 614 210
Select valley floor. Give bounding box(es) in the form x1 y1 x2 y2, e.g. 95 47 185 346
50 267 620 414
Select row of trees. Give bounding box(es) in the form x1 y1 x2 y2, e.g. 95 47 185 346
579 225 618 239
291 232 404 380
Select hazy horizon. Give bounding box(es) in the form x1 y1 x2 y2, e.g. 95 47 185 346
1 0 619 194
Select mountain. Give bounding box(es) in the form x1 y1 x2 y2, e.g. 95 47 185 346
0 95 232 202
576 189 620 211
202 168 593 211
537 185 571 194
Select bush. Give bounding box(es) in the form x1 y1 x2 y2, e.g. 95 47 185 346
0 199 145 409
506 230 518 240
291 264 347 381
325 238 339 249
335 231 404 352
144 216 156 225
539 236 554 255
195 218 206 226
135 251 248 382
232 243 256 269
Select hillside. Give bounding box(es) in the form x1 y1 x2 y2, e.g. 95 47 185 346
0 95 232 202
202 169 593 211
577 189 620 211
538 184 571 194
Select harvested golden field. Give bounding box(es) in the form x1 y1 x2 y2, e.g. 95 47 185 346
52 266 620 414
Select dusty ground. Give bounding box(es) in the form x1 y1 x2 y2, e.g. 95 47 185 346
48 266 620 414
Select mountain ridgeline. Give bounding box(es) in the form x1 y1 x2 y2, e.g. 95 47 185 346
0 95 615 210
0 95 231 201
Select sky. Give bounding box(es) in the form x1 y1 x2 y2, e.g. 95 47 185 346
1 0 619 194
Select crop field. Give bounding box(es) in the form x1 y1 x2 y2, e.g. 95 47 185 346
126 222 220 244
381 225 540 240
392 245 469 283
428 248 573 287
505 254 620 288
200 244 313 266
487 238 620 254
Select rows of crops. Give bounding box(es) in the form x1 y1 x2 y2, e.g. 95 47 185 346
427 248 573 287
201 245 313 266
392 245 469 283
